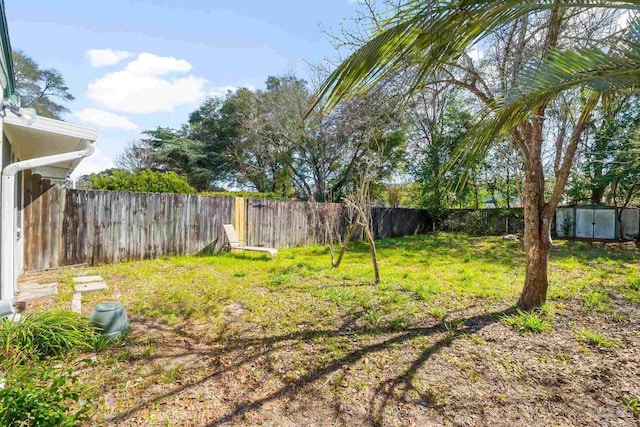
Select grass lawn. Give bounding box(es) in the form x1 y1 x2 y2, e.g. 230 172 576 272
24 233 640 426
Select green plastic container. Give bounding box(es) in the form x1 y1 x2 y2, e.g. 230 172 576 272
91 302 129 339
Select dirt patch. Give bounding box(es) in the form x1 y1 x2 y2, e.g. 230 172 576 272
83 299 640 426
223 303 245 320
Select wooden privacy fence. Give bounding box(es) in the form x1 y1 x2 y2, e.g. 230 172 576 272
371 207 432 238
24 189 234 271
23 188 433 272
241 200 434 249
440 208 524 235
244 198 344 248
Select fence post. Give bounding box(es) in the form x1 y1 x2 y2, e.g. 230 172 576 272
234 197 245 242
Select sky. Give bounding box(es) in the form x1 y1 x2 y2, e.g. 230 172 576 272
5 0 359 176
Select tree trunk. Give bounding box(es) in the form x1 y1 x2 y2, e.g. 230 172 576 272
617 209 624 240
517 114 557 310
331 223 357 268
591 186 605 205
519 200 552 309
363 225 381 284
518 150 553 310
518 238 550 310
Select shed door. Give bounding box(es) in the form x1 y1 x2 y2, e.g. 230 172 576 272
575 208 594 238
593 210 616 239
556 208 574 237
620 209 640 240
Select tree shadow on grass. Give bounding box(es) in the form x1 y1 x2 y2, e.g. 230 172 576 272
344 233 526 269
550 239 639 264
107 307 515 426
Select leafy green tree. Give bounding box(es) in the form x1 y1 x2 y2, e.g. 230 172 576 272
122 75 405 200
187 96 238 182
572 94 640 204
89 169 196 194
116 128 211 191
223 82 296 196
407 90 472 215
141 128 211 191
12 50 74 119
312 1 637 310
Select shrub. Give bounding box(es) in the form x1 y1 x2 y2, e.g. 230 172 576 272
0 362 91 426
89 169 196 194
200 191 289 200
0 311 98 360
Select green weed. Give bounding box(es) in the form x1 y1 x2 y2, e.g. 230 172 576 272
576 328 619 349
582 291 611 311
502 309 551 334
0 362 92 426
268 272 293 286
622 395 639 418
364 310 382 326
389 316 412 330
427 306 447 321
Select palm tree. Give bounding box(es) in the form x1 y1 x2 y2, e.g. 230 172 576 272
311 0 640 310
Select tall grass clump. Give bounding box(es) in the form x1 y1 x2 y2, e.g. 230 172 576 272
0 311 99 360
576 328 619 349
501 307 552 335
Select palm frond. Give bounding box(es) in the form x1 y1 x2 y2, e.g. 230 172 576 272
442 11 640 193
311 0 640 114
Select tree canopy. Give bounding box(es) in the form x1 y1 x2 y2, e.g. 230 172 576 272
120 75 406 201
12 50 74 119
88 169 196 194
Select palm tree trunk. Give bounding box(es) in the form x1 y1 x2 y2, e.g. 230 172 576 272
519 232 551 310
518 127 553 310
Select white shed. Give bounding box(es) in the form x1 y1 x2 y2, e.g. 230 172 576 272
555 205 640 240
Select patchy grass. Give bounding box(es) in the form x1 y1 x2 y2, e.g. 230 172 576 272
501 307 552 334
15 234 640 426
576 328 619 349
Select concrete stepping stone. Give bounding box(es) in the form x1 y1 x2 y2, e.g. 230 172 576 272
16 282 58 301
20 282 59 292
71 292 82 313
73 269 98 276
74 282 108 294
73 275 103 284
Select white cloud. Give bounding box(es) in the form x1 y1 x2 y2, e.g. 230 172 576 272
124 53 192 75
86 52 207 114
73 108 138 130
71 147 113 178
86 49 134 67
